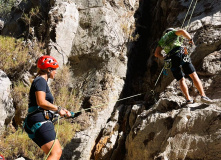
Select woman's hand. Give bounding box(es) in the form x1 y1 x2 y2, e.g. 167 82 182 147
58 108 71 117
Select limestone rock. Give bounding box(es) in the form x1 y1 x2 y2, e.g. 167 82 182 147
48 1 79 66
124 51 221 160
64 0 139 159
15 157 25 160
0 70 14 134
0 18 4 31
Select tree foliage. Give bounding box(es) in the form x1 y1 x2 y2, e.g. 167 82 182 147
0 0 17 20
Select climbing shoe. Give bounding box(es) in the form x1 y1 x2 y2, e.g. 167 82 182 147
201 96 213 103
186 99 194 104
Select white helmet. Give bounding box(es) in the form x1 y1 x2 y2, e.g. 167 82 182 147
163 28 175 35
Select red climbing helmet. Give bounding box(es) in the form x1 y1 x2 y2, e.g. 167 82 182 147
37 55 59 70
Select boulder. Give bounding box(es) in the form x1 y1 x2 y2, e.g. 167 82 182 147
0 70 14 134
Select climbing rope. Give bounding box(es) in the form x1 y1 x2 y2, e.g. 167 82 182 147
185 0 198 30
181 0 195 29
44 115 60 160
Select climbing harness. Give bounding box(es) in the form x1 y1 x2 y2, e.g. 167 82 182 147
183 54 190 62
24 118 51 139
164 59 172 69
23 106 53 139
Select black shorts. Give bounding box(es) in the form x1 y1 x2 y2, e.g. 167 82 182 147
169 48 196 81
32 122 56 147
25 112 56 147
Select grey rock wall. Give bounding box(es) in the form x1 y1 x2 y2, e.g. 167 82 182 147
1 0 221 159
91 0 221 159
94 50 221 160
60 1 139 159
125 51 221 160
0 70 14 134
48 1 79 66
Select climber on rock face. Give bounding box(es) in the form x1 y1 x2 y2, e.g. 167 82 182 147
154 28 212 104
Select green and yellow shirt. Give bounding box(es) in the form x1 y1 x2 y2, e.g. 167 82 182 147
158 30 182 54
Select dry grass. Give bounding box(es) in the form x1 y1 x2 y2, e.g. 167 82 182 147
12 81 29 126
51 65 82 112
12 81 29 111
0 127 44 160
0 121 80 160
0 36 43 78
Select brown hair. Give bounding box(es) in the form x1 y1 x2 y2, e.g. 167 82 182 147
36 68 47 77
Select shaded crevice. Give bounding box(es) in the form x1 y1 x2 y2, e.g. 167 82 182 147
49 26 56 42
120 0 152 102
90 128 105 159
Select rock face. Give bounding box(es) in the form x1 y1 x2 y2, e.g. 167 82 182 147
63 1 139 159
1 0 221 159
93 50 221 160
91 0 221 160
0 70 14 134
48 1 79 66
0 19 4 31
125 51 221 160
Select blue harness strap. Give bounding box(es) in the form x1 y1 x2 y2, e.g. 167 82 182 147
24 117 50 139
23 106 50 139
28 106 40 113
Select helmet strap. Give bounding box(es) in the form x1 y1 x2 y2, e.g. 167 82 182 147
47 69 52 82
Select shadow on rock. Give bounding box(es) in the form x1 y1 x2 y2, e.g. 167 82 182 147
189 104 210 111
61 138 81 160
155 99 180 113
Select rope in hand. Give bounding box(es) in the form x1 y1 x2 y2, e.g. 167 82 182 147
47 91 149 159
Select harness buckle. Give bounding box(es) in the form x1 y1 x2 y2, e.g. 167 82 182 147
44 110 50 120
183 55 190 62
164 59 172 69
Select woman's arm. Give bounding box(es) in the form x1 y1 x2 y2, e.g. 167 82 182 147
35 91 71 117
35 91 58 111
